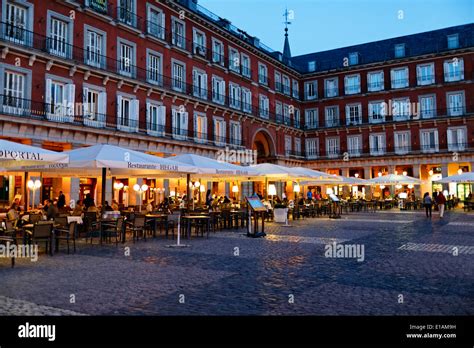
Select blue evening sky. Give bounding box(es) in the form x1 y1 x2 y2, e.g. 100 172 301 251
198 0 473 57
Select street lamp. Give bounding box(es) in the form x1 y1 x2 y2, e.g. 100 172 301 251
354 173 359 178
27 179 41 210
268 184 277 203
232 184 239 201
133 183 149 212
402 171 408 176
458 168 463 175
293 183 300 200
378 172 382 177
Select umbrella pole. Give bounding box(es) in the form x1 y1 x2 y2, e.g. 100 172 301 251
264 177 268 200
101 168 106 214
23 172 28 211
186 173 191 210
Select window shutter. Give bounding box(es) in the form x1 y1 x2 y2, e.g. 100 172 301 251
203 73 208 92
82 87 89 117
146 102 151 130
116 95 122 124
181 111 188 135
447 129 453 148
158 105 166 128
132 99 139 130
45 79 52 106
66 84 75 117
394 133 399 150
172 108 177 130
98 92 106 116
160 13 165 38
458 129 464 147
459 59 464 79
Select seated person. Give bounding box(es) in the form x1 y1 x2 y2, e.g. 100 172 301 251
7 203 19 221
72 200 84 216
46 199 59 220
103 201 114 212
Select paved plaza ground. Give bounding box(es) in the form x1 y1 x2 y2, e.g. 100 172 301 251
0 209 473 316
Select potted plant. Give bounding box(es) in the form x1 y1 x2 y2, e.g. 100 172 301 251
273 203 288 223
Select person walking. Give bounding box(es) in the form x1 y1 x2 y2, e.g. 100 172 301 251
423 192 432 218
436 191 446 218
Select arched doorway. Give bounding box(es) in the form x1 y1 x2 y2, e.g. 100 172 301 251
252 129 276 163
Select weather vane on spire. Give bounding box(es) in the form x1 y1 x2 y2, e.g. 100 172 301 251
283 8 292 35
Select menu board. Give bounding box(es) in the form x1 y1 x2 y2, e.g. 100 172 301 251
246 196 267 212
329 194 340 202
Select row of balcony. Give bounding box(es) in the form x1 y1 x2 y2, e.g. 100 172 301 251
0 94 243 148
0 22 301 129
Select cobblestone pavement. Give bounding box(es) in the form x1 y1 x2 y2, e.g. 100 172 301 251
0 209 473 315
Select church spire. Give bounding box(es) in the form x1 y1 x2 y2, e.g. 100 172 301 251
282 8 292 62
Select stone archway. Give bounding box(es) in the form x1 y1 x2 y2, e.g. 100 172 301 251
251 128 276 163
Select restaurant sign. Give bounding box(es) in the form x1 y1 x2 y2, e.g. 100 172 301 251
0 150 44 161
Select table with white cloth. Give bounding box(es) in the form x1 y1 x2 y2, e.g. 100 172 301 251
67 216 83 224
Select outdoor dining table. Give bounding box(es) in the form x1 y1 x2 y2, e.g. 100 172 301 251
67 216 83 225
145 214 169 238
181 215 210 239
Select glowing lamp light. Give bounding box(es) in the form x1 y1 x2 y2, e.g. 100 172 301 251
194 181 201 188
395 184 402 189
428 170 434 176
402 171 408 176
394 170 398 175
114 182 124 190
27 179 41 189
133 184 148 192
378 172 382 177
380 185 386 189
326 187 333 195
293 183 301 193
200 185 206 193
458 169 463 175
354 173 359 178
408 184 414 189
170 190 176 197
232 185 239 193
268 184 277 196
443 190 449 196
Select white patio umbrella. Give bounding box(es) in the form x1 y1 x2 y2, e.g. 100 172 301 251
0 139 68 168
249 163 306 179
366 174 422 185
171 153 257 177
292 167 342 181
301 175 368 186
434 172 474 183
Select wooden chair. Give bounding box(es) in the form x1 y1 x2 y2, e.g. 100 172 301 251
55 221 77 254
102 217 124 245
130 216 147 242
30 222 53 256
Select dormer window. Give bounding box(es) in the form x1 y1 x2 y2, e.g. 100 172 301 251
394 44 405 58
308 61 316 72
447 34 459 49
348 52 358 65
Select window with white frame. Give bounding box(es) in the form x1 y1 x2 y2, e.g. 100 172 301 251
284 135 292 156
394 131 410 155
325 77 338 97
117 94 139 132
229 121 242 146
345 74 361 95
229 83 241 109
117 0 136 27
259 94 269 118
275 102 283 122
172 60 185 92
447 34 459 49
394 43 405 58
420 129 439 153
345 103 362 125
392 98 410 121
171 17 185 49
444 58 464 82
447 127 466 151
241 54 251 78
146 101 166 135
305 108 318 129
47 13 72 58
369 133 386 156
258 63 268 85
147 50 163 85
192 69 208 100
118 39 136 77
368 101 386 123
193 28 206 56
283 104 290 125
391 67 409 88
212 38 224 65
242 88 252 113
2 69 26 113
304 81 317 100
274 72 282 92
45 77 75 122
194 113 208 143
294 108 301 128
367 71 384 92
82 85 106 127
172 107 188 139
417 63 435 85
229 47 240 73
348 52 359 65
326 137 340 158
447 91 465 116
419 95 436 118
85 27 106 68
306 138 319 159
347 135 361 157
212 75 225 104
282 75 290 95
294 138 301 156
146 4 165 40
4 1 30 45
214 118 226 145
325 106 339 127
292 79 299 98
